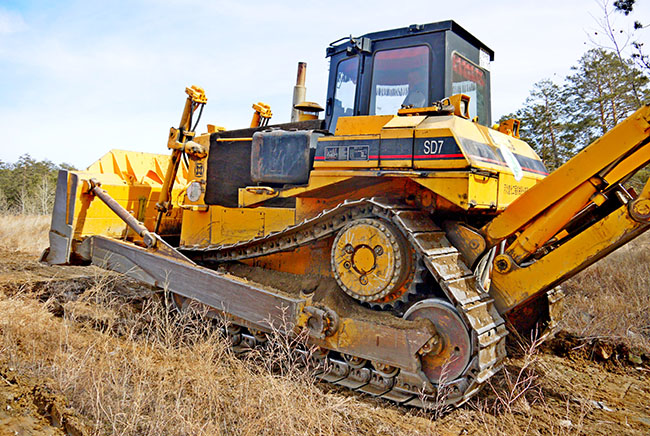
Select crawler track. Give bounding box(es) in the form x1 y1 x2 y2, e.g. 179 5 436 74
180 198 508 407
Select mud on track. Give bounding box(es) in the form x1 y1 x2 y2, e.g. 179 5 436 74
0 250 649 435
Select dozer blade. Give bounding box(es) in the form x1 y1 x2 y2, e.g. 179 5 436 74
85 235 305 333
41 170 78 265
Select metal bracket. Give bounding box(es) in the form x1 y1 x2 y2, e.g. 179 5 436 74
304 306 339 339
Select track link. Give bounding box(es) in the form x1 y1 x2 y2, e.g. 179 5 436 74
180 198 508 407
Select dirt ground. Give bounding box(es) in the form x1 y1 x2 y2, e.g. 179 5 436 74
0 250 649 436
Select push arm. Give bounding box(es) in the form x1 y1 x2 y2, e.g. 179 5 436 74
154 86 207 232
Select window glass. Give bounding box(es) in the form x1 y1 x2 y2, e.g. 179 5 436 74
331 56 359 129
451 53 488 124
369 46 430 115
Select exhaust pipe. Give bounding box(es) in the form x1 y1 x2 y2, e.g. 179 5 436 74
291 62 307 122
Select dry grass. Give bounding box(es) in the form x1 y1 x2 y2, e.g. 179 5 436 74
0 216 648 435
0 275 605 436
472 336 592 436
0 276 445 436
0 214 50 255
563 232 650 353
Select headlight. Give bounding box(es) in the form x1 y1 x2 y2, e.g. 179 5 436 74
186 181 203 202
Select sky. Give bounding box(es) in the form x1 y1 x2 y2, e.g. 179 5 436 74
1 0 649 168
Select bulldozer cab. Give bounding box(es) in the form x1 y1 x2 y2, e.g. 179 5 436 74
324 20 494 132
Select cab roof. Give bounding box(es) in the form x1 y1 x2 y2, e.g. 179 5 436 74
326 20 494 61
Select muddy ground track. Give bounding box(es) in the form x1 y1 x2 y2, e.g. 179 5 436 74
0 364 86 436
1 252 650 435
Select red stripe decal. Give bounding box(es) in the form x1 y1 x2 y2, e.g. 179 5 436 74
469 155 548 175
522 167 548 175
414 153 464 159
316 154 547 174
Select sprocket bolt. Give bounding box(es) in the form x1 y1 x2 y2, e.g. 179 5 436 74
374 245 384 256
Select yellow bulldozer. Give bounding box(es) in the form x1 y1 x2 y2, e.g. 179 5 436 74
42 20 650 407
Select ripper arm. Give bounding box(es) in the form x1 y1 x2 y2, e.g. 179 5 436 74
479 105 650 313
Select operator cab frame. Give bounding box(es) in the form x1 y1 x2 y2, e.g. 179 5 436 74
324 20 494 132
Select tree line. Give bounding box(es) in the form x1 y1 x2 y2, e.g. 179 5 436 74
0 155 76 215
500 48 649 171
500 0 649 188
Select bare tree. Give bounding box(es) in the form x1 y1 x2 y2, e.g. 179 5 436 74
37 175 53 215
590 0 643 105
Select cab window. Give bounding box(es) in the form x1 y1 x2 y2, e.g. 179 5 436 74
369 45 430 115
331 56 359 129
451 53 488 124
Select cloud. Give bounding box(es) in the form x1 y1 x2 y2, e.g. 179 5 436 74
0 8 27 34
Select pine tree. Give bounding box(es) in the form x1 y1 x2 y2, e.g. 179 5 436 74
515 79 575 171
566 49 648 141
0 155 74 214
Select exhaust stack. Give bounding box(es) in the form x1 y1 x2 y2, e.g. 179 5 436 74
291 62 307 122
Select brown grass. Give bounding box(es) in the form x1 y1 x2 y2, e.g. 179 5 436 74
0 275 447 436
563 232 650 353
1 272 607 436
0 216 648 435
0 215 50 255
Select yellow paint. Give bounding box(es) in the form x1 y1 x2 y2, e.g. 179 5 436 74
486 105 650 312
70 150 189 243
334 115 394 135
505 178 599 263
444 94 471 119
382 115 427 129
490 201 650 312
53 75 650 352
313 159 378 169
467 173 498 208
413 175 471 210
380 127 413 169
180 206 296 246
333 221 396 298
244 240 333 276
413 126 468 171
483 104 650 244
179 207 212 247
250 102 272 128
497 172 540 209
319 134 378 142
380 159 414 168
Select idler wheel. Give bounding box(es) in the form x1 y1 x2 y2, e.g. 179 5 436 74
403 298 472 383
343 354 367 369
331 219 413 303
372 361 399 377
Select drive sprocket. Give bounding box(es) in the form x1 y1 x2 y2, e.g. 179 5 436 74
330 218 417 306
